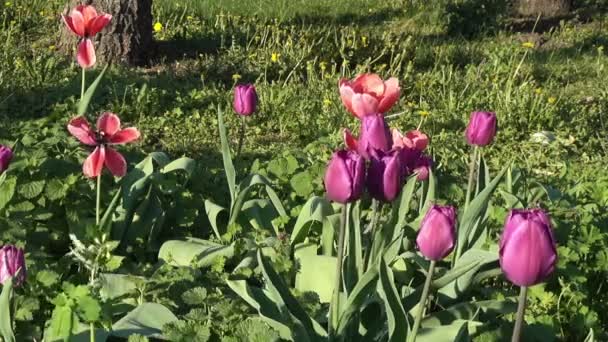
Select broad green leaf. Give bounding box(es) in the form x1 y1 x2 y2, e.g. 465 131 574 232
0 177 16 210
421 299 517 328
0 278 15 342
438 249 498 302
18 179 45 199
418 168 436 216
217 106 237 205
158 239 234 267
160 157 196 176
111 303 178 338
294 243 336 303
230 174 287 227
77 65 108 116
204 199 227 240
46 304 77 342
99 273 143 301
585 329 595 342
378 258 408 342
290 196 334 246
415 319 470 342
346 201 363 289
336 265 379 336
395 176 418 230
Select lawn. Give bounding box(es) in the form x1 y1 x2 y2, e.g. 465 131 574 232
0 0 607 341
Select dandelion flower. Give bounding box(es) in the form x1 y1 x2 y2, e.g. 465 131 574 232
271 52 280 63
522 42 535 49
153 22 163 32
548 97 557 104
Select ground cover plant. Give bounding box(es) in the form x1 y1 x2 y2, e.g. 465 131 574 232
0 0 607 341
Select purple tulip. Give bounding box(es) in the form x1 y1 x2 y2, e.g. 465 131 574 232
499 209 557 287
0 144 13 174
233 84 258 116
465 111 497 146
416 205 457 261
0 245 26 287
413 154 433 181
324 150 365 203
358 113 392 159
367 149 403 202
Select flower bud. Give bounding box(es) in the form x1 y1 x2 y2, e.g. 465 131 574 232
324 150 365 203
367 149 403 202
0 245 26 287
234 84 258 116
416 205 457 261
465 111 497 146
358 113 392 159
0 145 13 174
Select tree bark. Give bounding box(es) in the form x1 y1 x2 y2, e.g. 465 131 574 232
516 0 572 17
61 0 153 66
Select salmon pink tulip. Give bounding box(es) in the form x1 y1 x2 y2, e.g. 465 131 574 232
392 129 429 151
339 73 401 119
68 113 140 178
62 5 112 68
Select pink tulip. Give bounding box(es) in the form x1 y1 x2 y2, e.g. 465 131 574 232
0 245 26 287
67 113 140 178
392 129 429 151
465 111 497 147
339 73 401 119
500 209 557 287
342 114 392 159
413 155 433 181
0 144 13 174
233 84 258 116
416 205 457 261
62 5 112 69
324 150 366 204
367 149 403 202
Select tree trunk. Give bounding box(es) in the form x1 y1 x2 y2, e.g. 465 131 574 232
516 0 572 17
61 0 153 66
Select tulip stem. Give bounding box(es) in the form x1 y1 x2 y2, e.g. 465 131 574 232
236 116 246 158
363 200 381 271
90 322 96 342
81 67 86 101
409 260 436 342
96 175 101 226
329 203 348 339
464 146 478 211
512 286 528 342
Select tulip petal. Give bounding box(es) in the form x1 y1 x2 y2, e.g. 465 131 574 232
78 5 98 25
67 116 97 146
77 38 96 69
382 152 402 201
378 77 401 113
69 9 86 36
97 112 121 136
343 129 359 151
324 152 353 203
339 83 356 117
62 15 81 36
353 74 385 97
104 147 127 177
108 127 140 145
89 14 112 36
83 146 105 178
351 93 379 119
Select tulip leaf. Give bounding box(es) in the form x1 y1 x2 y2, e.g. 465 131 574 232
111 303 178 338
395 175 419 231
0 176 16 211
414 319 470 342
229 174 287 229
421 298 517 328
294 243 337 303
204 199 227 240
585 329 595 342
290 196 334 246
0 278 15 342
336 265 379 336
456 165 508 260
438 249 498 302
77 65 108 116
378 257 409 342
158 239 234 267
346 201 363 288
217 106 237 205
160 157 196 176
418 168 436 216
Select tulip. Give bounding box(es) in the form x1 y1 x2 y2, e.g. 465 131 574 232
339 73 401 119
324 150 365 203
67 113 140 178
0 245 26 287
392 129 429 151
500 209 557 287
62 5 112 68
413 155 433 181
416 205 456 261
367 149 403 202
344 114 392 159
465 111 497 146
233 84 257 116
0 145 13 174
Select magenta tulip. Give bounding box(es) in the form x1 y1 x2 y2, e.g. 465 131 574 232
499 209 557 287
68 113 140 178
0 245 26 287
465 111 497 146
416 205 457 261
367 149 403 202
62 5 112 68
339 73 401 119
0 144 13 174
324 150 365 203
234 84 258 116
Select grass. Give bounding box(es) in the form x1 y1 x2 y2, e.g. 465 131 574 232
0 0 607 340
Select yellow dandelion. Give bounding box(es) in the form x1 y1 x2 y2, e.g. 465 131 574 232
535 88 542 95
153 22 163 33
186 15 194 21
362 36 368 46
320 62 327 71
4 1 11 7
48 45 56 51
271 52 280 63
419 110 430 117
522 42 535 49
548 97 557 104
232 73 242 81
323 98 332 107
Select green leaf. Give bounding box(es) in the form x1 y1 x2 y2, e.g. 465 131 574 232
395 176 419 230
99 273 142 301
294 243 336 303
158 239 235 267
290 196 334 246
378 258 408 342
77 66 108 116
0 279 15 342
217 106 237 205
46 304 77 342
336 266 379 336
290 171 314 197
36 270 60 287
204 199 227 240
229 174 287 227
421 299 517 328
585 329 595 342
111 303 178 338
415 319 470 342
161 157 196 176
438 249 498 302
0 177 16 210
18 180 45 199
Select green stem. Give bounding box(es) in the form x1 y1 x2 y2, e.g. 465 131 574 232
511 286 528 342
464 146 478 211
236 115 246 158
409 260 436 342
90 322 95 342
95 175 101 226
363 200 381 271
328 203 348 340
81 67 86 101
